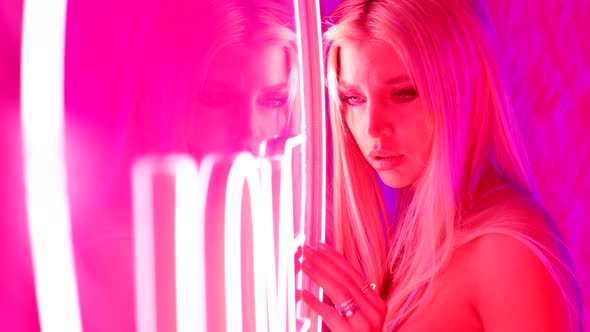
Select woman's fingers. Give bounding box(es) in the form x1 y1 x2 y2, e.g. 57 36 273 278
315 243 385 307
301 289 374 332
302 245 386 331
300 290 349 332
316 243 366 286
304 245 384 318
301 252 354 307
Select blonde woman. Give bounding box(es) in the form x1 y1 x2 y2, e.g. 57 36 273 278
301 0 582 331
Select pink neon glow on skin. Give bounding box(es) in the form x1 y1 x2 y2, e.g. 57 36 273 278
339 40 433 189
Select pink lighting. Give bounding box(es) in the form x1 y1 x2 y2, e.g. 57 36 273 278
129 144 320 331
174 157 206 332
20 0 83 331
131 157 159 332
18 0 329 330
223 153 268 331
7 0 588 330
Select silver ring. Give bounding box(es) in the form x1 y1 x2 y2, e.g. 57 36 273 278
334 297 358 318
360 282 376 294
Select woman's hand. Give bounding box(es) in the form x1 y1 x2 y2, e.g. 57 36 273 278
300 243 388 332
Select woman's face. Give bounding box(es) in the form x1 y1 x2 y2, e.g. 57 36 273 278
339 40 433 188
193 42 292 154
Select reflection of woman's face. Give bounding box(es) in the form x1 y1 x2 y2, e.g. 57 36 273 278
338 40 433 188
194 42 291 153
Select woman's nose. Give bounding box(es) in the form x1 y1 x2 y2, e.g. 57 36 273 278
366 101 393 138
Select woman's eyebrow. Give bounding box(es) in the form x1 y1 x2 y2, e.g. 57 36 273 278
338 81 356 89
339 75 411 89
384 75 411 85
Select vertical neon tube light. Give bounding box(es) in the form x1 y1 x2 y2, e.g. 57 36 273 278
310 0 327 273
20 0 83 331
174 157 207 332
252 158 274 331
224 153 276 332
278 135 307 332
132 158 159 332
294 0 327 330
132 155 208 332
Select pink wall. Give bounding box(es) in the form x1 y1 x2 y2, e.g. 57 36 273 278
486 0 590 324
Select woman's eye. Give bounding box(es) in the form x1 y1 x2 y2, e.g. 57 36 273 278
258 95 288 109
342 96 364 106
392 89 418 102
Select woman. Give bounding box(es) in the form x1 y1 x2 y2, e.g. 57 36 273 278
301 0 582 331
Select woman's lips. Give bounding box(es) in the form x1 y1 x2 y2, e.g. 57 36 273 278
370 155 405 170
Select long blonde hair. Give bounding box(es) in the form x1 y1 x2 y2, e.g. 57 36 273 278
324 0 582 329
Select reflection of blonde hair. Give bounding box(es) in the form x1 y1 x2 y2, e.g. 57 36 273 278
324 0 581 329
197 0 301 134
131 0 300 154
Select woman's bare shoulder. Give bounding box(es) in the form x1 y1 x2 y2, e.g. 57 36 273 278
458 232 571 332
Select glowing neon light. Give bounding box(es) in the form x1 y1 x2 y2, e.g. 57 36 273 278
130 139 320 332
131 158 160 332
224 153 272 331
20 3 324 331
20 0 83 330
276 135 309 332
130 144 320 331
132 156 209 332
174 158 207 332
311 0 328 277
225 134 310 332
253 157 275 331
293 0 328 329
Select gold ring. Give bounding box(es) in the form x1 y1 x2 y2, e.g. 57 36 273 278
360 282 376 294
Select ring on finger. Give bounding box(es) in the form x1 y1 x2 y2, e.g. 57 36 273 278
360 282 376 294
334 297 358 318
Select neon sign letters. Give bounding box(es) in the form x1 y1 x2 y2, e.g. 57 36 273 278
131 134 320 332
20 0 326 330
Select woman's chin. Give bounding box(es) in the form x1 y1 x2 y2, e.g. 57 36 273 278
377 170 413 189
